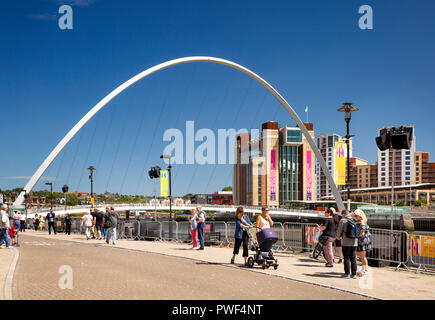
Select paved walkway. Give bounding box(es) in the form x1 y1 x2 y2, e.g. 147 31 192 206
11 230 435 300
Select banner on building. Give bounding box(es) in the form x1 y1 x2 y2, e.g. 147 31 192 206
306 150 312 200
270 149 276 201
334 141 346 185
160 170 169 197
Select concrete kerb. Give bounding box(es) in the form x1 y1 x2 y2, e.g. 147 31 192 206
3 247 19 300
20 233 379 300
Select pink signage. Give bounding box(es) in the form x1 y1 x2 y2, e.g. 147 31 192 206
306 150 312 200
270 149 276 201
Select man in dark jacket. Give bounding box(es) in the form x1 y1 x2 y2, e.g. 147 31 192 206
46 210 56 235
105 207 120 245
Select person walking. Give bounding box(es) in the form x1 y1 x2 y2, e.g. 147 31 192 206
336 209 359 279
0 204 11 248
231 207 251 265
196 205 206 250
332 212 344 264
19 212 26 232
46 209 56 235
82 211 94 240
94 210 104 240
189 208 198 249
256 206 273 231
103 207 110 240
34 214 40 231
105 207 119 245
319 208 337 267
354 209 372 277
90 209 97 239
64 213 72 235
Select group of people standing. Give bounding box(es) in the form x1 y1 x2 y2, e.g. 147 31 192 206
30 207 120 246
81 207 120 245
319 207 372 278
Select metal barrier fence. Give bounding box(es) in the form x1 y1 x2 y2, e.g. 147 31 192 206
282 222 319 252
407 232 435 273
365 228 409 270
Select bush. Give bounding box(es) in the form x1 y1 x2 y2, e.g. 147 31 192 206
414 199 426 207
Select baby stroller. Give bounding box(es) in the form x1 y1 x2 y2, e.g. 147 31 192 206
246 227 279 270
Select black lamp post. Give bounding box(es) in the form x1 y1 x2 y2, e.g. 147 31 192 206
88 166 95 208
62 184 69 216
24 192 30 226
45 182 53 211
337 102 358 211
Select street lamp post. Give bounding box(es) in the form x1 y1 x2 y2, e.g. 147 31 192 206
88 166 95 208
62 184 69 217
45 182 53 211
24 192 30 228
337 102 359 211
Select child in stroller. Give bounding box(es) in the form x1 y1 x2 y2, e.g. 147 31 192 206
246 226 279 270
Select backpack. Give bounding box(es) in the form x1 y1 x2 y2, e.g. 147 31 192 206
346 219 361 239
104 214 113 228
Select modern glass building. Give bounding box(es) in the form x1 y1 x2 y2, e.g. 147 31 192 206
233 122 316 207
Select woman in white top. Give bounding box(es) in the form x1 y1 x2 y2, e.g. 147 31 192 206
82 212 94 240
256 206 274 231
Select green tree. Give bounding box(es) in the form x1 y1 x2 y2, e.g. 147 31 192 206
222 186 232 191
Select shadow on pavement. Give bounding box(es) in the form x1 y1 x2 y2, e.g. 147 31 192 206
303 272 346 279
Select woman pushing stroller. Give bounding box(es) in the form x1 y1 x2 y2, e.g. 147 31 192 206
230 207 251 266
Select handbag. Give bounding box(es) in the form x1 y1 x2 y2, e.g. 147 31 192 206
318 235 328 246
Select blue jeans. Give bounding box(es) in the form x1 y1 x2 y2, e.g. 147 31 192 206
0 229 11 247
106 227 117 244
197 222 204 249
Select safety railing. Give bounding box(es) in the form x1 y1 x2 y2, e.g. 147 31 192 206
366 228 409 270
407 232 435 273
138 221 162 241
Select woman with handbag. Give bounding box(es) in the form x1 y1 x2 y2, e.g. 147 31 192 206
189 209 198 249
354 209 372 276
318 208 337 267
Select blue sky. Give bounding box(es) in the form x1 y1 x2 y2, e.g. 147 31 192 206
0 0 434 196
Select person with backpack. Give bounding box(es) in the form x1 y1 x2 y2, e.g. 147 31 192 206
318 208 337 267
196 205 206 250
336 209 359 278
82 211 94 240
354 209 372 277
332 213 344 264
189 209 198 249
105 207 119 245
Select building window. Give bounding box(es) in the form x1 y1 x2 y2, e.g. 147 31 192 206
416 156 419 161
406 167 410 171
286 129 302 143
406 172 410 176
405 156 410 160
406 151 410 155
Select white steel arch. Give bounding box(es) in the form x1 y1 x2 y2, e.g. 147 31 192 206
14 56 345 210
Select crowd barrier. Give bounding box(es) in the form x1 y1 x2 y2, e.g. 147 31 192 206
21 217 435 272
407 232 435 273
